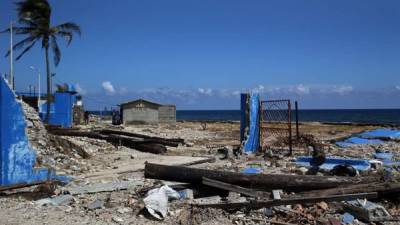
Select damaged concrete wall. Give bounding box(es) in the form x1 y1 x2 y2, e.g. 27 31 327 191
0 77 62 186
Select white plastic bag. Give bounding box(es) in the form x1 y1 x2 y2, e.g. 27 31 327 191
143 185 180 220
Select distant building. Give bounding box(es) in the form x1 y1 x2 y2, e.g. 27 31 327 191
120 99 176 125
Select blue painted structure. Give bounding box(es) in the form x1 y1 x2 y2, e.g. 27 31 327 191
296 156 371 171
240 93 260 153
39 88 78 128
0 78 68 186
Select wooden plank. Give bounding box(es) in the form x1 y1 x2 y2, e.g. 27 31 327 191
202 177 268 198
194 192 378 210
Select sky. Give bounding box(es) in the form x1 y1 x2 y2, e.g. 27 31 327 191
0 0 400 110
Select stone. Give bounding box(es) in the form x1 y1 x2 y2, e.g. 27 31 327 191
112 217 124 223
87 200 104 210
117 207 130 214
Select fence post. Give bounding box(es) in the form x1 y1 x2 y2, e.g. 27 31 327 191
288 101 292 155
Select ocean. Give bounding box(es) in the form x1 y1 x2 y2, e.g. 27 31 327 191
177 109 400 125
89 109 400 125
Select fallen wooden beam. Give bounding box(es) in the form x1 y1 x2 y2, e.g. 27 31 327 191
99 129 185 146
299 182 400 199
194 192 378 210
49 130 166 154
144 163 377 191
202 177 269 198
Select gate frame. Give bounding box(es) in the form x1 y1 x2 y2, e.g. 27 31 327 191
260 99 292 155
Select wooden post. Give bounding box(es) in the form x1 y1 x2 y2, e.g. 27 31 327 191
288 101 292 155
295 101 299 141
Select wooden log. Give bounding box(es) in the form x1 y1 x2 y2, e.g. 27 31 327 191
202 177 269 198
194 192 378 210
100 129 185 145
144 163 376 191
49 130 166 154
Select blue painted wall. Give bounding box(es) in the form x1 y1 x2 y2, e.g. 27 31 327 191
0 78 68 186
40 92 77 128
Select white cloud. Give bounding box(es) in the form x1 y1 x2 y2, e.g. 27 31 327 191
102 81 115 95
396 85 400 91
75 84 87 95
331 85 353 95
119 87 128 94
293 84 310 95
198 88 213 96
252 85 265 93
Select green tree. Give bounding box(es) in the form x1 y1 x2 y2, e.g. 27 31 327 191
3 0 81 122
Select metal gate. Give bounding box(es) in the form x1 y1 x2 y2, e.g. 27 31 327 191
260 99 292 154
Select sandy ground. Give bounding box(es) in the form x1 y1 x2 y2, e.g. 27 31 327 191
1 120 400 225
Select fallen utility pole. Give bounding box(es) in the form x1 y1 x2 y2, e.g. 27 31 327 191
194 192 378 211
202 177 269 198
144 163 376 191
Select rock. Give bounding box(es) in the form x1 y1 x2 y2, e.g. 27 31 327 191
87 200 104 210
117 207 130 214
112 217 124 223
316 201 329 210
297 167 309 175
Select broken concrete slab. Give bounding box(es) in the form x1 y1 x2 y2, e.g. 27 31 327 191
35 195 75 206
343 199 392 222
65 180 143 195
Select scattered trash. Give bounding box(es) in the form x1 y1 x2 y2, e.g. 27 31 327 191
143 185 180 220
342 212 355 224
178 189 194 200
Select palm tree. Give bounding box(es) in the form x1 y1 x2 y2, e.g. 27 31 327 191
2 0 81 123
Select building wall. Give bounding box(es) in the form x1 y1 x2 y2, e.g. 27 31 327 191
158 105 176 123
123 107 159 125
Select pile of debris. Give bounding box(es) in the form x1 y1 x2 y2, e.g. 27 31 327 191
22 102 109 173
135 162 400 224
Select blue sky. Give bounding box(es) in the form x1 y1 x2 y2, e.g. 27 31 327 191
0 0 400 109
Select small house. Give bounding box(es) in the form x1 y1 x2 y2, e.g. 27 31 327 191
120 99 176 125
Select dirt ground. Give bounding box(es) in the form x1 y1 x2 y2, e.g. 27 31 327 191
1 120 400 225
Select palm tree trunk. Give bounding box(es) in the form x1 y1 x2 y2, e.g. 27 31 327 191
45 46 51 124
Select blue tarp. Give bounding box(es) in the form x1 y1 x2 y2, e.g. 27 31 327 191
242 93 260 153
336 137 384 148
296 156 371 171
359 128 400 140
374 152 394 161
241 168 262 174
